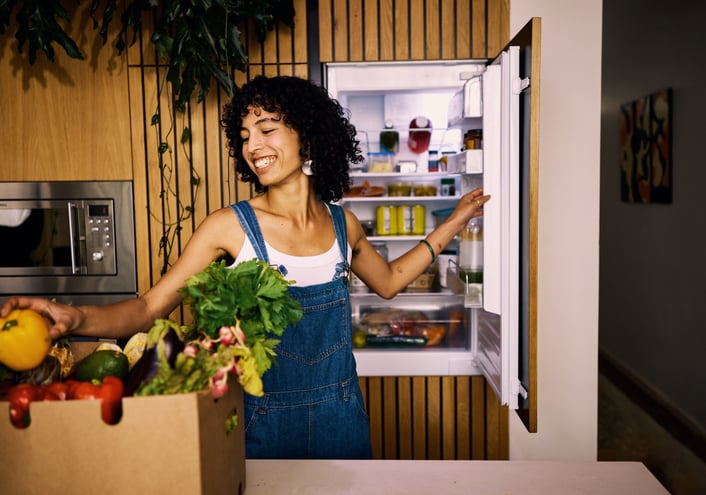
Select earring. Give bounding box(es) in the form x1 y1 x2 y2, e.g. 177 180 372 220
302 159 313 176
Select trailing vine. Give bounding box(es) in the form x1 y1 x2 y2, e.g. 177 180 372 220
151 95 200 276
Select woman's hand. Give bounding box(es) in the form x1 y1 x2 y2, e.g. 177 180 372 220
0 296 84 340
444 187 491 233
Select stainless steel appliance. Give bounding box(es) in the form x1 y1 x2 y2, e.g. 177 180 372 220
0 181 137 306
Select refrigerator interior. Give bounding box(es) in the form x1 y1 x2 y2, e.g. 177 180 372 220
326 61 494 378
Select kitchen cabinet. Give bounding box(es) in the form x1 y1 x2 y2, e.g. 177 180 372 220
326 19 540 432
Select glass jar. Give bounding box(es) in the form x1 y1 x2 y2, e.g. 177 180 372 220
458 218 483 283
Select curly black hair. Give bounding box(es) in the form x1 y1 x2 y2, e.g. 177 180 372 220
221 75 363 202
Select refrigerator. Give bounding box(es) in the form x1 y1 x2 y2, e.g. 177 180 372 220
324 19 540 431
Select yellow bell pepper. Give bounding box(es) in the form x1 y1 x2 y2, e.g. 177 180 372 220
0 309 52 371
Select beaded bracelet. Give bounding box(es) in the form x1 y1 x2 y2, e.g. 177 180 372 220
420 239 436 263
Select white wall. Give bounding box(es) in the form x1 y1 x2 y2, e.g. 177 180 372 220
508 1 603 460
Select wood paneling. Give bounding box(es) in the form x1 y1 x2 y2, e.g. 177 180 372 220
360 375 509 460
319 0 510 62
0 2 132 181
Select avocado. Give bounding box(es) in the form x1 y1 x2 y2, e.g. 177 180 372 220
74 349 129 382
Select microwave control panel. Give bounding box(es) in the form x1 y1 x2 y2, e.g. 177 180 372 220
84 200 116 273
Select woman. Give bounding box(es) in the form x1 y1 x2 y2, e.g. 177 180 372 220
0 75 489 459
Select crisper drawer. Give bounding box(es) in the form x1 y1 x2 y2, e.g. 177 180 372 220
351 293 481 376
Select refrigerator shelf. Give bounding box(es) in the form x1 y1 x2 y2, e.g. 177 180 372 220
341 195 460 203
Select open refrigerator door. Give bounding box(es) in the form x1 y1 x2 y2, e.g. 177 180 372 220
473 47 524 410
324 19 539 426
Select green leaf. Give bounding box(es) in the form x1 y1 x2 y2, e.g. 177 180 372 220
3 0 295 111
0 0 20 34
180 260 302 354
180 126 191 144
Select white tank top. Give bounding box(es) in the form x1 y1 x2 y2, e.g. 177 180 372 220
232 237 352 287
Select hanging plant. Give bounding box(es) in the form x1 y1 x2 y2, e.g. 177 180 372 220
0 0 295 108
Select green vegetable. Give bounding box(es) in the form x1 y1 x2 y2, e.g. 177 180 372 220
73 349 129 382
132 320 216 396
132 260 303 398
124 322 184 396
364 335 428 347
179 259 303 376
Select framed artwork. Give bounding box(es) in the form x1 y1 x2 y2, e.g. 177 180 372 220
619 88 673 203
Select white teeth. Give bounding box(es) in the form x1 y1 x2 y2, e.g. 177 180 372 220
254 156 275 169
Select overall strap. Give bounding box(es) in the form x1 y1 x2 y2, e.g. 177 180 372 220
230 201 269 263
325 202 350 283
325 202 348 261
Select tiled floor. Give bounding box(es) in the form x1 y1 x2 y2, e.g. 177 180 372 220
597 372 706 495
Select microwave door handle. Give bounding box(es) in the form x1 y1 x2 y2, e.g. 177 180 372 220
67 201 80 274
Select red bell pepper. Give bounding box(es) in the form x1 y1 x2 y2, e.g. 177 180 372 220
3 377 124 428
66 376 124 425
5 384 59 429
45 380 71 400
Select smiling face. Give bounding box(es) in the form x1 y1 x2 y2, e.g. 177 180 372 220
240 106 305 187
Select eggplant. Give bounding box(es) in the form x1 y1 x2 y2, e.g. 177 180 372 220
124 327 184 396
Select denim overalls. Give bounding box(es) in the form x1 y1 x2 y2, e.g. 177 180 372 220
230 201 372 459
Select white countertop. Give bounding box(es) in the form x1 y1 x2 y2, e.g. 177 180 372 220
244 460 669 495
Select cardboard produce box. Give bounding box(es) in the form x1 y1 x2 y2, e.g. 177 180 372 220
0 380 246 495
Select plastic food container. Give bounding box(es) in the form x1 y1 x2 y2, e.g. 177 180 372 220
432 207 454 228
367 152 394 173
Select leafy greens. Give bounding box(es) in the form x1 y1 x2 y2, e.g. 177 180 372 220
179 259 303 376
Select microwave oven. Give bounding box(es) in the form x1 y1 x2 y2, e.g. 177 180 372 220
0 181 137 304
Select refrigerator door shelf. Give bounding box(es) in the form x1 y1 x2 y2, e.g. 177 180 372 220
448 74 483 125
445 149 483 174
445 260 484 309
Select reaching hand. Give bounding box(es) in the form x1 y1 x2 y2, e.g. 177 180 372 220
0 296 84 340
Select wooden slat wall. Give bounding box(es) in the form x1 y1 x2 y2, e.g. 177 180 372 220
319 0 509 62
318 0 510 461
360 376 508 460
126 0 510 460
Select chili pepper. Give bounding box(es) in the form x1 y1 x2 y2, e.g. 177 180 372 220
67 376 124 424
